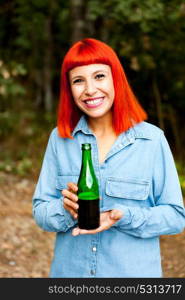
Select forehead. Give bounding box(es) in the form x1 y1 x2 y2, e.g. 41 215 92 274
69 64 110 77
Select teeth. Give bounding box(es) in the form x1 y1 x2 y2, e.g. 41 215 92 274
86 98 103 105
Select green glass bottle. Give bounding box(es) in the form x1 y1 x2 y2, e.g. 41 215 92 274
77 143 100 229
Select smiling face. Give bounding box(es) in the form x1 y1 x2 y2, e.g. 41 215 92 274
69 64 115 119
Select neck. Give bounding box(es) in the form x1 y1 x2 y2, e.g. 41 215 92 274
87 112 114 137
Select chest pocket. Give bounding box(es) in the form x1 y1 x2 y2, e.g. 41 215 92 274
56 175 79 191
105 177 150 201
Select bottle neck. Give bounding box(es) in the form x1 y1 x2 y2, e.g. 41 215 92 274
82 149 92 163
81 149 94 172
78 147 99 200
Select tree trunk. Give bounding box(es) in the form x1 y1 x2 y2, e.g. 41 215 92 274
34 70 42 108
152 75 165 131
167 105 182 161
43 17 53 112
69 0 87 44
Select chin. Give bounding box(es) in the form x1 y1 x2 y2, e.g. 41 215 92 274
86 113 110 119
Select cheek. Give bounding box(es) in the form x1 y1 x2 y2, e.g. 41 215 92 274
101 79 115 99
106 81 115 101
71 86 84 100
110 79 115 100
111 87 115 101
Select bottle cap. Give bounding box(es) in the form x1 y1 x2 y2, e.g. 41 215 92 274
82 143 91 150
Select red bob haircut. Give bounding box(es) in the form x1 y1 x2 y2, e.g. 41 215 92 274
57 38 147 138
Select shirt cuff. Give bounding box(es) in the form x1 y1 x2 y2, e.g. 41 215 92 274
46 197 77 231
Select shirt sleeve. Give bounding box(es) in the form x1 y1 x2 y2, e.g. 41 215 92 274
101 131 185 238
32 129 77 232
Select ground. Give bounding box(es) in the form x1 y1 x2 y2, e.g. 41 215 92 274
0 171 184 278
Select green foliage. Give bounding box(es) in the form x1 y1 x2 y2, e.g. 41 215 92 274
176 162 185 196
0 61 27 99
0 157 32 176
0 106 56 178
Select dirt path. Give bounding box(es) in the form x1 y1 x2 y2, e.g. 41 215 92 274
0 171 184 278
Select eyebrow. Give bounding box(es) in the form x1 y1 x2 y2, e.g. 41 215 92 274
71 69 108 81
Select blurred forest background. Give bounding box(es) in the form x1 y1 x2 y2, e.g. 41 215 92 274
0 0 185 278
1 0 185 184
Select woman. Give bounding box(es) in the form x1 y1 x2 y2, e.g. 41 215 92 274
32 38 185 278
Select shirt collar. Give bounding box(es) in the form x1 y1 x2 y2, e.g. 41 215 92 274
72 115 92 136
72 115 152 140
126 121 152 141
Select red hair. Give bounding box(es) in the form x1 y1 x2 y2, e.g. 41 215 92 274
57 38 147 138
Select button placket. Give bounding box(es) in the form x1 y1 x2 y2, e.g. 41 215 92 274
88 136 101 277
90 235 99 277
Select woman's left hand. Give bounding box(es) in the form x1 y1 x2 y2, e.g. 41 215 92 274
72 209 123 236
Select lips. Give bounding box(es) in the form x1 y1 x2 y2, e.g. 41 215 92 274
83 97 104 108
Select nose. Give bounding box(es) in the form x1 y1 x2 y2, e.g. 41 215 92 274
84 79 97 96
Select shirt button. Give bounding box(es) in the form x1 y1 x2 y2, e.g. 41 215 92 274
92 247 97 252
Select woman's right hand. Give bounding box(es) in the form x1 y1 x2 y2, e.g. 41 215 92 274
61 182 78 219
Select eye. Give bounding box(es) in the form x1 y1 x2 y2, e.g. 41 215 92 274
95 73 105 79
72 78 83 84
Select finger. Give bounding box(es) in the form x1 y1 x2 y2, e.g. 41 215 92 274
110 209 123 220
63 197 79 210
63 203 78 219
76 223 108 235
62 189 78 202
72 227 80 236
63 201 77 212
76 213 118 235
72 227 100 236
67 182 78 193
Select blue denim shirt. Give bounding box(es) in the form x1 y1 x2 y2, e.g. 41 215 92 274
32 115 185 278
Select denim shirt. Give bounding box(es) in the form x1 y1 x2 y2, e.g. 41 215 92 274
32 115 185 278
